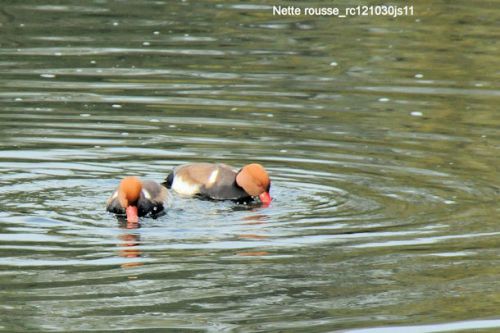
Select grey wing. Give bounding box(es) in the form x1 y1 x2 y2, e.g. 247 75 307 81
137 181 168 218
200 164 249 200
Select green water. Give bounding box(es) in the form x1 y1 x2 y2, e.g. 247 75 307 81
0 1 499 332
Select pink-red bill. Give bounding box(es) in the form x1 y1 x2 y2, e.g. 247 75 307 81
259 192 272 205
126 206 139 223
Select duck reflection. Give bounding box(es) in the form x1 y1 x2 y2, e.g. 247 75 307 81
116 216 143 268
234 206 271 257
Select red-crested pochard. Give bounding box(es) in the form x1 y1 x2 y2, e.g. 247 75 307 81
163 163 272 204
106 176 167 222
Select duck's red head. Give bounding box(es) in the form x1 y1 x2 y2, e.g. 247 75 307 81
118 176 142 223
236 163 272 204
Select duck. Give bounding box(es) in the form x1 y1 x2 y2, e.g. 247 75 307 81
106 176 167 222
163 163 271 204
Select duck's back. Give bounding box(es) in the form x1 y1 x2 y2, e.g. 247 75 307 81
164 163 250 201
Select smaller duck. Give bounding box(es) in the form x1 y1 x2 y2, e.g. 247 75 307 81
163 163 272 204
106 176 167 222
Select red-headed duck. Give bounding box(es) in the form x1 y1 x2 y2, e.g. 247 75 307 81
163 163 272 204
106 176 167 222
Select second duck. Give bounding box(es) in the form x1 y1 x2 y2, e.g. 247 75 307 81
163 163 271 204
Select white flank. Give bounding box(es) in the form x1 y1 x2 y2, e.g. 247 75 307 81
142 189 151 200
172 175 200 196
207 168 219 187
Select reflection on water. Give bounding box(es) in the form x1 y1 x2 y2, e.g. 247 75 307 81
117 217 143 268
0 0 499 332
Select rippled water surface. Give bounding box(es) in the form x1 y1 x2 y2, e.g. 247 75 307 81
0 1 499 332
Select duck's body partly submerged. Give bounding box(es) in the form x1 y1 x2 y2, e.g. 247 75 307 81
106 176 167 222
163 163 271 204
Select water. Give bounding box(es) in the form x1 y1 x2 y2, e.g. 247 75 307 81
0 1 499 332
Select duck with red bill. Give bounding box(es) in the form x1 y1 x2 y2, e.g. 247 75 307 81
163 163 272 204
106 176 167 222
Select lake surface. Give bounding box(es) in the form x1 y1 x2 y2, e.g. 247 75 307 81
0 1 499 332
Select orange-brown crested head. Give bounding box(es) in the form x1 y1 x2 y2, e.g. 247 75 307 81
118 176 142 208
236 163 271 197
